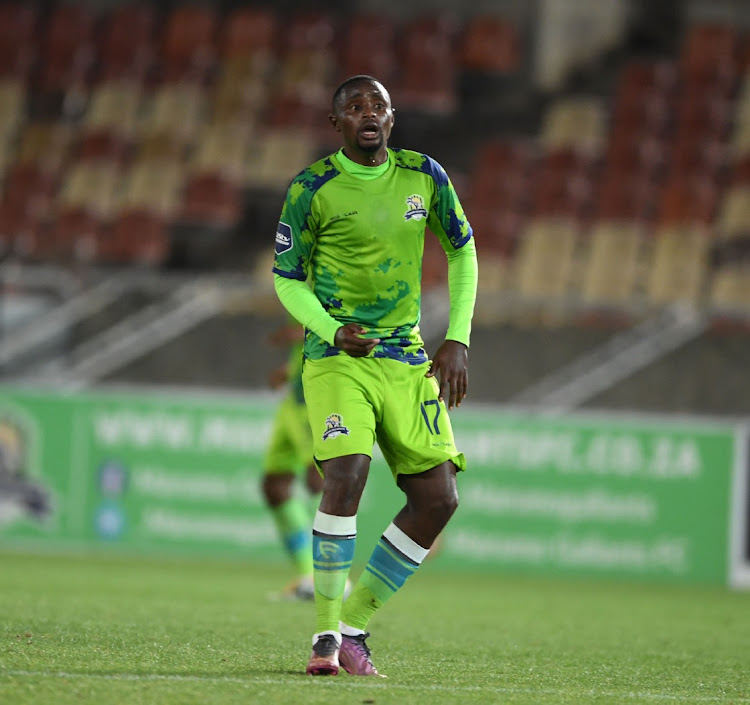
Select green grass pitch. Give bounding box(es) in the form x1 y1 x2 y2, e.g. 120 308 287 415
1 550 748 705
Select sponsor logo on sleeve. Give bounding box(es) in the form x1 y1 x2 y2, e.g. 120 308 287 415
275 222 293 254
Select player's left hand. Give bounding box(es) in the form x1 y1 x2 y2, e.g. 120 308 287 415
426 340 468 410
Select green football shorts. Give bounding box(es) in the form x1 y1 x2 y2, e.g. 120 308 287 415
302 355 466 480
263 393 314 474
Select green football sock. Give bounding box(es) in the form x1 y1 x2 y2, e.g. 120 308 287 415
341 523 428 631
312 511 356 634
271 497 313 578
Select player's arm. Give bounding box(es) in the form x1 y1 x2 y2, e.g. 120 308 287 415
427 238 478 409
274 276 379 357
424 160 478 408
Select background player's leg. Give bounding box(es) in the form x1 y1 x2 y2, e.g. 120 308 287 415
262 472 315 597
305 461 324 515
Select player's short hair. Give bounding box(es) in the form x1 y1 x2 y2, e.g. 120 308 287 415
331 75 385 113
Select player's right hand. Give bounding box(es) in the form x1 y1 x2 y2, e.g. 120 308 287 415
334 323 380 357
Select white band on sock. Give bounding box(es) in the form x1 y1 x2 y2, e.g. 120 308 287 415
313 510 356 536
383 523 429 564
339 622 366 637
313 631 341 647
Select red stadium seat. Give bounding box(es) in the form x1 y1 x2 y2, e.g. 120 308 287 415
339 14 397 84
680 24 741 83
393 14 459 114
656 175 720 227
97 3 157 81
0 2 40 79
221 7 278 60
109 210 171 265
458 15 520 74
37 3 97 92
596 169 662 224
179 172 243 227
161 5 218 82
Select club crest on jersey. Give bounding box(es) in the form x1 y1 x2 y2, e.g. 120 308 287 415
322 413 350 440
275 222 293 254
404 194 428 221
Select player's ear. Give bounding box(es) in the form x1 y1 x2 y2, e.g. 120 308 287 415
329 113 340 132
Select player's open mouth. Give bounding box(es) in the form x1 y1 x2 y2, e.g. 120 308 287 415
360 123 379 139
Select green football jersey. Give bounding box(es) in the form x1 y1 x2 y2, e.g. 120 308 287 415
273 148 473 363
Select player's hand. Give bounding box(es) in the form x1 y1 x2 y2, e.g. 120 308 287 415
334 323 380 357
426 340 468 409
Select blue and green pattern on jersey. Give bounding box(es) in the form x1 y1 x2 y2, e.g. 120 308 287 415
272 148 473 363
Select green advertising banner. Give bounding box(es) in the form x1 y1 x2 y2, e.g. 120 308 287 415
0 386 743 585
442 407 739 585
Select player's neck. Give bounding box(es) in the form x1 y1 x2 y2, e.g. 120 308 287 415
342 146 388 167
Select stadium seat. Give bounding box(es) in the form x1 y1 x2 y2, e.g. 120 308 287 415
36 3 97 93
74 130 131 167
680 23 741 84
160 4 218 82
97 3 156 81
715 186 750 239
49 208 107 262
189 122 251 184
458 15 520 74
83 80 143 140
0 162 59 257
643 226 710 308
212 65 268 123
0 78 25 142
578 222 643 311
246 129 319 189
596 168 662 223
15 122 74 171
179 172 243 227
141 82 206 146
339 14 397 84
656 175 720 227
529 149 597 221
468 207 524 257
708 264 750 319
540 98 606 154
0 2 39 80
604 129 668 180
221 6 277 60
118 159 184 218
56 163 120 219
392 14 459 114
512 219 578 302
109 210 171 266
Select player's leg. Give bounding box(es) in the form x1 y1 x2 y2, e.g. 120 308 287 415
339 359 465 675
303 356 379 675
262 396 315 599
304 460 324 513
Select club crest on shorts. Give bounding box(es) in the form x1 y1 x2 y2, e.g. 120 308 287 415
322 413 350 440
403 194 428 221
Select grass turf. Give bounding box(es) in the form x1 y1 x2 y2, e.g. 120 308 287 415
0 550 748 705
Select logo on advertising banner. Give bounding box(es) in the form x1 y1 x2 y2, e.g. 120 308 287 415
0 410 52 528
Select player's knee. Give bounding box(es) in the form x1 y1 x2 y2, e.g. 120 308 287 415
428 489 459 525
261 474 292 506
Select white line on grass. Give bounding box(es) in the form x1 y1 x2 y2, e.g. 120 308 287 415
1 670 748 703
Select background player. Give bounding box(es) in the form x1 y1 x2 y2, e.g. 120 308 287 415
272 75 478 676
261 318 321 601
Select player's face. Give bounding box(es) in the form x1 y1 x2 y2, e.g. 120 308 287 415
330 80 394 161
